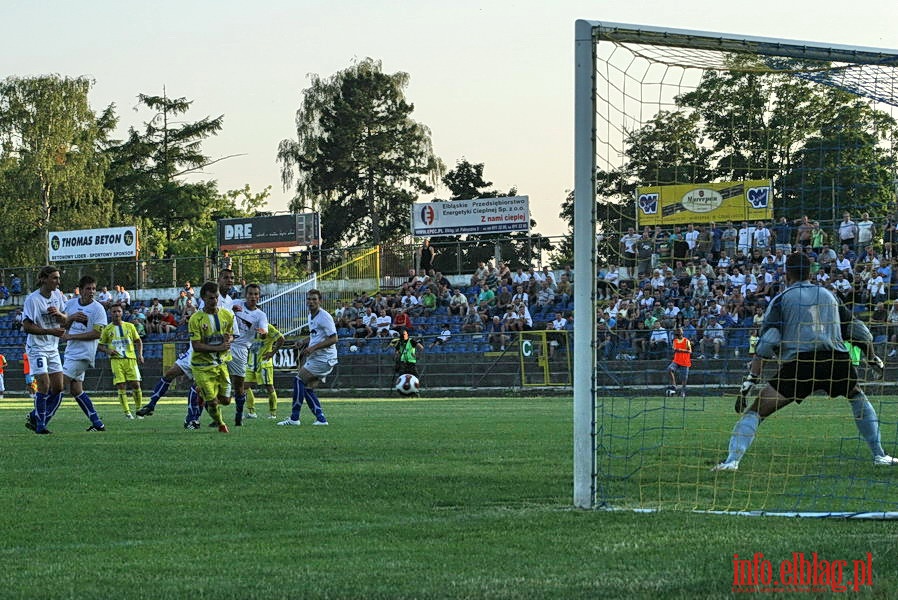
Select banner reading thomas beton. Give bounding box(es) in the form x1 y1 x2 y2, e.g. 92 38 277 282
48 226 138 262
411 196 530 237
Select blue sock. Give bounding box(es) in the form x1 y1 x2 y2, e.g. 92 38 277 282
291 376 306 421
305 389 325 421
235 393 247 418
850 393 885 457
185 386 202 424
44 391 64 425
74 392 101 425
148 377 172 408
725 411 761 464
34 392 48 430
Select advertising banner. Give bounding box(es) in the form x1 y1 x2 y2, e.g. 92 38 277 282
411 196 530 237
48 227 138 262
636 180 773 226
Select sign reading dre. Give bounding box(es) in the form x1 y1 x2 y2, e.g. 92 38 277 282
218 213 320 250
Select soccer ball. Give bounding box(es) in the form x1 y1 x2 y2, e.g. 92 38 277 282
395 373 420 395
665 386 678 397
349 344 359 353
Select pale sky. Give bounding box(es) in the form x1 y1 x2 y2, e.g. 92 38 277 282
3 1 897 238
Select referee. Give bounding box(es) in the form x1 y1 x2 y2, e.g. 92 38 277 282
713 252 895 471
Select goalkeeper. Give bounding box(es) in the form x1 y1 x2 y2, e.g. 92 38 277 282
713 252 894 471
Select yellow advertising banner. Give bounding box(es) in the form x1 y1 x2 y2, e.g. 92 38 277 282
636 180 773 226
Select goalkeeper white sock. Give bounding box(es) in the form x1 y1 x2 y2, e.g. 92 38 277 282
726 410 760 464
849 393 885 458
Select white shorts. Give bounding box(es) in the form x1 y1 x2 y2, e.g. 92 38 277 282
63 357 94 382
27 348 63 376
175 351 195 381
302 355 338 382
0 373 4 392
227 345 249 378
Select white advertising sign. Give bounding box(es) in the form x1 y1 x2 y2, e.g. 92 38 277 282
48 226 138 262
411 196 530 237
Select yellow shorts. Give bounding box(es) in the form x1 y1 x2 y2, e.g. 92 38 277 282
193 364 232 403
111 358 141 385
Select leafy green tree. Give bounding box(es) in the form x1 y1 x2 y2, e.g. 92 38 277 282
277 58 444 246
0 75 116 266
105 90 232 253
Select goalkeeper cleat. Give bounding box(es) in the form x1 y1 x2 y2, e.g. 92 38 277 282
873 454 898 466
711 460 739 472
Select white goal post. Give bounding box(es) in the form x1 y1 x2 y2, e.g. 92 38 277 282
573 20 898 511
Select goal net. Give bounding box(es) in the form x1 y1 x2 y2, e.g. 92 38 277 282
573 20 898 516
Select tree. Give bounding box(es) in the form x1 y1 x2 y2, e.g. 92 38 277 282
0 75 116 266
105 90 233 254
278 58 444 246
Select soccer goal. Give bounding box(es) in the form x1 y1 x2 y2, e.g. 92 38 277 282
573 20 898 516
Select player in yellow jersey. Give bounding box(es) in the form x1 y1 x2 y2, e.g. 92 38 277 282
188 281 235 433
98 304 144 418
244 323 285 419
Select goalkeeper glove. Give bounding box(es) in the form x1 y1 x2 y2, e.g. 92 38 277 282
735 373 760 414
869 355 885 380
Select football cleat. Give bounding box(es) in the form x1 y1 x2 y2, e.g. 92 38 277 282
873 454 898 466
86 424 106 432
25 413 36 431
312 420 329 426
218 423 230 434
136 405 154 417
276 418 301 426
244 412 258 419
711 460 739 472
184 421 201 430
125 413 135 420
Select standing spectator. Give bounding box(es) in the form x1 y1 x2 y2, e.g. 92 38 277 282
218 250 233 273
883 216 897 260
722 222 738 258
684 223 699 257
737 221 755 255
794 215 813 248
856 212 876 251
620 227 641 280
417 238 436 274
10 274 23 305
838 212 858 251
115 285 131 310
773 217 792 253
752 221 771 252
0 281 8 307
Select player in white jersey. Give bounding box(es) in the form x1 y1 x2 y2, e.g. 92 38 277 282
54 276 108 431
196 268 235 311
229 282 268 426
278 288 337 426
22 266 68 434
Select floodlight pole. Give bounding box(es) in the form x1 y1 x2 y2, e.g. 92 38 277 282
573 19 597 509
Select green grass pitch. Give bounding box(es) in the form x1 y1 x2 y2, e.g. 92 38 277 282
2 395 898 599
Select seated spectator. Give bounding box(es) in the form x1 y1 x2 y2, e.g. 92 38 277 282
393 308 413 332
471 261 489 287
374 309 394 338
115 285 131 309
535 280 555 309
430 324 451 349
461 309 483 334
0 281 8 306
646 321 669 359
449 288 469 316
514 301 533 330
477 283 496 308
419 288 437 316
355 307 376 339
555 274 573 305
13 309 24 330
486 315 509 351
511 284 528 308
96 286 113 308
158 310 178 334
700 317 726 359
